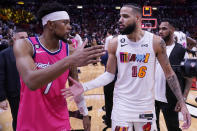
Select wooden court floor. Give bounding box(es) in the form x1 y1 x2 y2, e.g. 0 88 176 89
0 64 197 131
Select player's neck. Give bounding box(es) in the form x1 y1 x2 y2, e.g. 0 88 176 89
127 28 144 42
40 31 60 51
165 36 174 46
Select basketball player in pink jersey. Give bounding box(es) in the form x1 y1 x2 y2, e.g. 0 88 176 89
64 4 191 131
13 2 104 131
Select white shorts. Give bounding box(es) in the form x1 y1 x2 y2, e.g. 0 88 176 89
112 120 157 131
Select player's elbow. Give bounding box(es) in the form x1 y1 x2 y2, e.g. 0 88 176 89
27 84 37 91
23 75 39 91
24 80 37 91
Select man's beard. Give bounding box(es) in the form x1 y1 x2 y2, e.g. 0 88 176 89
162 33 171 43
120 22 136 35
54 33 68 42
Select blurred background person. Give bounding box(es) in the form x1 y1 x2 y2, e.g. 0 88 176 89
0 27 28 131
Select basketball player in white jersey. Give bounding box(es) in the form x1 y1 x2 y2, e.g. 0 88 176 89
63 4 191 131
174 31 197 49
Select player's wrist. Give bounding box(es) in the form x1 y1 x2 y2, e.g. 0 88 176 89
82 83 88 92
179 99 187 108
178 97 185 104
67 55 77 67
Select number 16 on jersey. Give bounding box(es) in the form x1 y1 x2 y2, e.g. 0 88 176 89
132 66 147 78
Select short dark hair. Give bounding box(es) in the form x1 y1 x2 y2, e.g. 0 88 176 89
122 4 142 16
107 30 113 35
13 26 27 34
37 2 66 21
160 18 176 28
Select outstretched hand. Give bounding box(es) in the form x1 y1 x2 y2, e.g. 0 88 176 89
61 77 84 101
70 39 105 67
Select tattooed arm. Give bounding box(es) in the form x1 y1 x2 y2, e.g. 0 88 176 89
153 35 191 129
153 36 184 102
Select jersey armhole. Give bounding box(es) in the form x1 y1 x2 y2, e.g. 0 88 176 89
66 43 69 56
115 35 120 57
61 41 69 56
27 37 36 58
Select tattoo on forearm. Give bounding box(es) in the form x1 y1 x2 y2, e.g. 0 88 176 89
166 74 184 102
160 39 166 53
160 39 172 74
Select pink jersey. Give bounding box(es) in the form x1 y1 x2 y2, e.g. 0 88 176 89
17 37 70 131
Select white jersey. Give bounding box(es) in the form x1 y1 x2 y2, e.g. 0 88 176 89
74 34 83 47
155 43 175 103
174 31 187 48
112 31 156 122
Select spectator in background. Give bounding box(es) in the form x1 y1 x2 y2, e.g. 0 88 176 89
174 30 197 50
104 30 113 51
74 30 83 47
155 19 193 131
0 27 28 131
92 37 98 65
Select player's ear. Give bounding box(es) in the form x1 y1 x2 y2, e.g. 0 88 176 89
47 21 55 30
136 14 141 21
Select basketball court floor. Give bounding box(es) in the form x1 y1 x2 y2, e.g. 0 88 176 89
0 64 197 131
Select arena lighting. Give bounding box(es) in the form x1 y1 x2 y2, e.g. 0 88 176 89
77 5 83 9
17 1 24 5
115 6 121 10
152 7 157 10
